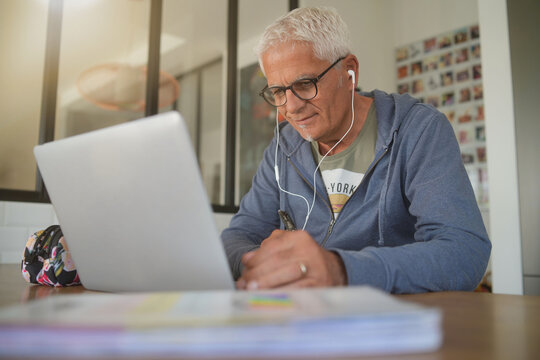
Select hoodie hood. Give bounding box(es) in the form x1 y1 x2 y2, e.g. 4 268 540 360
276 89 420 157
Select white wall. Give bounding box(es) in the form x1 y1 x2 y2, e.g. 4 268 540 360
392 0 479 46
0 202 57 264
477 0 523 294
506 0 540 295
301 0 395 93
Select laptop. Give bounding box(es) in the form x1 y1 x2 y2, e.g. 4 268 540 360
34 112 235 292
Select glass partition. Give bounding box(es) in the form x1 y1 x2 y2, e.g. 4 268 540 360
0 0 48 191
54 0 151 141
236 0 289 203
162 0 228 204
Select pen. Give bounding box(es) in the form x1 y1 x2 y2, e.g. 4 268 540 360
278 210 297 231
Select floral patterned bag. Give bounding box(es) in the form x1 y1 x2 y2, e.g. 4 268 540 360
21 225 80 287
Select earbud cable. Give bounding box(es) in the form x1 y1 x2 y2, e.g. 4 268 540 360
274 72 356 231
274 111 311 217
303 79 355 229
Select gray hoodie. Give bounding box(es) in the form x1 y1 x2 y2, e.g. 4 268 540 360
222 90 491 294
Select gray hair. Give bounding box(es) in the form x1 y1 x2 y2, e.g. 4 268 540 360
255 7 351 72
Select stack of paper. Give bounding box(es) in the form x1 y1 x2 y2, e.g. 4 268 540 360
0 286 442 357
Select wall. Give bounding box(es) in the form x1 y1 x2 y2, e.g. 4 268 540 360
392 0 479 46
507 0 540 295
479 0 524 294
0 202 57 264
301 0 395 93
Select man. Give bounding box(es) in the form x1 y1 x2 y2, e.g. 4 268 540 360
221 7 491 293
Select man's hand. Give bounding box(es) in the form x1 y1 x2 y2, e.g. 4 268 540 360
236 230 347 290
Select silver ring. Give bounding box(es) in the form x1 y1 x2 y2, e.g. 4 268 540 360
299 262 307 276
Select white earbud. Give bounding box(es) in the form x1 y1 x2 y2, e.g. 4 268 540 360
348 70 355 86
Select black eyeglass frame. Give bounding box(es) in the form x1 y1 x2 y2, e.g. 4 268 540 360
259 56 346 107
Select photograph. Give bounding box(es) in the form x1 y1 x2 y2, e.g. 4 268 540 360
439 34 452 49
462 152 475 164
471 44 481 58
477 168 489 204
426 96 440 108
473 84 483 100
427 74 439 90
439 52 452 68
409 43 421 58
471 25 480 39
479 167 488 184
456 68 470 82
455 47 469 63
459 87 471 103
476 105 485 121
476 147 486 162
424 37 437 53
397 65 408 79
412 79 424 94
473 64 482 80
442 91 455 106
444 110 455 123
454 28 468 44
423 55 438 72
398 83 410 94
396 46 408 62
411 61 423 75
441 71 453 86
476 126 486 141
459 128 474 144
458 108 473 123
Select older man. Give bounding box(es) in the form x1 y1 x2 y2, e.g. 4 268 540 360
221 7 491 293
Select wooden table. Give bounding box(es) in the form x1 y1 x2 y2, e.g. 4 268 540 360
1 264 539 359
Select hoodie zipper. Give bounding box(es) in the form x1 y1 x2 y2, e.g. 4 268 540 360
287 140 392 248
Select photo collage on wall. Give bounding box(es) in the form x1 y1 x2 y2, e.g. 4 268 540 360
395 24 489 210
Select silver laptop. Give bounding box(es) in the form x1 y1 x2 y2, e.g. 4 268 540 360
34 112 235 292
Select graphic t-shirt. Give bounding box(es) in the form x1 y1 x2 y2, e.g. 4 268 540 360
311 103 377 218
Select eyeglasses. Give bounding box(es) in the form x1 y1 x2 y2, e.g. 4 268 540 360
259 57 345 107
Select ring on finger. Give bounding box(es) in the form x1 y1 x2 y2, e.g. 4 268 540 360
298 262 307 277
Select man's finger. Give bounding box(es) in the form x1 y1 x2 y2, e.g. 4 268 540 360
236 278 246 289
241 251 256 264
276 277 315 289
243 259 308 289
242 231 292 268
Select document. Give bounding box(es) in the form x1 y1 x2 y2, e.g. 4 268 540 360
0 286 442 357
